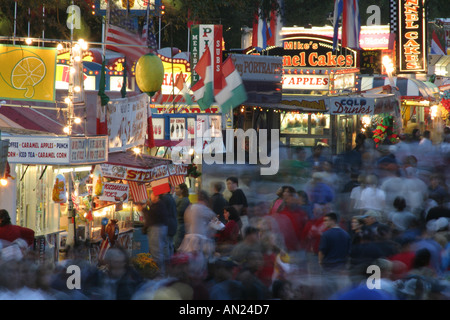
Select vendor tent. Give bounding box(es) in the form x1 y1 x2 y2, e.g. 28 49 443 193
356 76 439 101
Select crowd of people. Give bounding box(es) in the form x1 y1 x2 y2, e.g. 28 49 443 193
1 127 450 300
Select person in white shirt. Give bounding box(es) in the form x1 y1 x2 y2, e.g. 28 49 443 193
359 174 386 218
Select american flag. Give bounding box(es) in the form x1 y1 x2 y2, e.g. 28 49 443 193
332 0 361 50
105 1 149 63
108 1 139 33
142 14 158 51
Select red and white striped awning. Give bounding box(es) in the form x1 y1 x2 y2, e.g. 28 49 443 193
128 181 148 203
100 150 188 201
169 174 186 187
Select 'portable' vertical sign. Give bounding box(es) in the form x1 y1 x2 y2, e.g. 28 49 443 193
397 0 427 73
190 24 223 92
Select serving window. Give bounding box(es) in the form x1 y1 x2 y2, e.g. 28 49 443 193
280 111 331 148
280 112 330 135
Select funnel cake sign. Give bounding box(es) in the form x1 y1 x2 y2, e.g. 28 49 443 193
281 35 357 68
398 0 427 73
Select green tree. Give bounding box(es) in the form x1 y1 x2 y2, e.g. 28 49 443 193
0 0 102 42
159 0 281 50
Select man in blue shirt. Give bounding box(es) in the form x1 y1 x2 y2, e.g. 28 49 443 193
318 212 351 271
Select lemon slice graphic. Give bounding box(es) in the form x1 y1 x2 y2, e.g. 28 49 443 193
11 57 46 98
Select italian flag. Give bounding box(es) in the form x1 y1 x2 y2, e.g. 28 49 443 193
151 177 171 196
191 46 214 110
215 57 248 114
175 71 193 105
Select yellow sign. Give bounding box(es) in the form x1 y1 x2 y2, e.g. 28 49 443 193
0 45 56 102
161 60 191 95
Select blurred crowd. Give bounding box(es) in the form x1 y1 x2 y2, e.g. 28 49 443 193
1 127 450 300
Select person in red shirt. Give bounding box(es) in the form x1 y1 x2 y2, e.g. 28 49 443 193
0 209 35 247
215 206 242 255
388 237 416 280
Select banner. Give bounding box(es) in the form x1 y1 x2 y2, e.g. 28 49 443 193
107 93 148 152
100 163 170 183
6 136 108 165
0 45 56 102
190 24 223 92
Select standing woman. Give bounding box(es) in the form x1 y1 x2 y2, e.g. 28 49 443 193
174 183 190 251
215 206 242 255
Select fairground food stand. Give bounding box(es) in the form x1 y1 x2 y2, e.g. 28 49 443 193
0 127 108 263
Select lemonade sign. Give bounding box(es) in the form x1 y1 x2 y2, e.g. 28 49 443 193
0 45 56 102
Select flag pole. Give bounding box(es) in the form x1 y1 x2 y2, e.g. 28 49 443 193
103 0 111 57
13 1 17 45
171 23 175 110
187 26 190 53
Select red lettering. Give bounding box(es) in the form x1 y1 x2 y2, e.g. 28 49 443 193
326 52 337 66
404 39 420 47
126 170 137 180
404 47 420 54
405 31 418 39
405 14 419 21
405 21 419 28
337 55 345 66
317 54 327 66
346 55 353 66
308 52 318 66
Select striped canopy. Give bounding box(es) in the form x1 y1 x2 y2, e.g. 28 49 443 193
356 76 439 101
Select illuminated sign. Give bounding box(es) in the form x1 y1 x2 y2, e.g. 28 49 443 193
160 58 191 95
398 0 427 73
7 136 107 165
96 0 157 16
332 73 355 91
282 74 329 90
100 164 170 183
360 50 382 74
281 35 358 68
329 97 373 115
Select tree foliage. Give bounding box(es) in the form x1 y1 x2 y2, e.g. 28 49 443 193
0 0 102 42
0 0 449 51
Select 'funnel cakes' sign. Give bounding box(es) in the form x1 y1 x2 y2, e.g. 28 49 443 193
398 0 427 73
